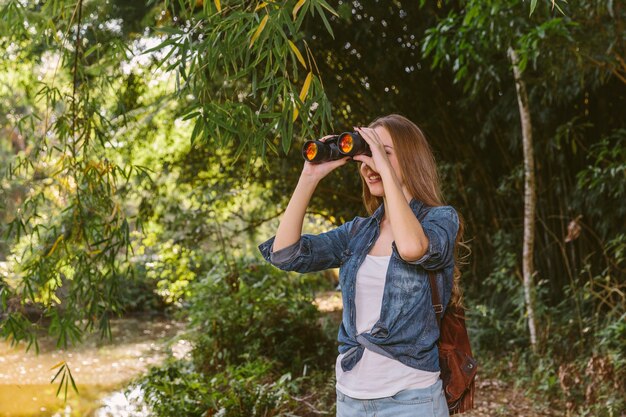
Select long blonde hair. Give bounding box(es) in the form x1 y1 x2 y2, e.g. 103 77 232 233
359 114 468 307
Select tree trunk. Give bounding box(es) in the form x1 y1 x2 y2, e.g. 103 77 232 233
508 46 538 351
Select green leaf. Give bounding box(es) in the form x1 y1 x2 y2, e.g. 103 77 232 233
155 26 184 35
281 130 291 154
318 0 338 17
315 3 334 38
68 368 78 394
530 0 538 16
55 372 66 397
190 118 203 146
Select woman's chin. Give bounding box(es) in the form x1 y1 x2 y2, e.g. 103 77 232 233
367 184 385 197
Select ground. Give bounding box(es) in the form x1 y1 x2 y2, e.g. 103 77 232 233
464 377 559 417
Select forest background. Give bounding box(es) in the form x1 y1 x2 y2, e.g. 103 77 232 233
0 0 624 416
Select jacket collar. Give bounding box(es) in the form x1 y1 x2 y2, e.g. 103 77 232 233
372 197 424 224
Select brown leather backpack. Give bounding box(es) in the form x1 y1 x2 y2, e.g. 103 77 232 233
428 271 477 415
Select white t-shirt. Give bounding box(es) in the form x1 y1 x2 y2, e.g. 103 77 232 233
335 254 440 399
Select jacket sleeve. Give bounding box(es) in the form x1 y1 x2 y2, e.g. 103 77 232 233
391 205 459 271
258 217 360 273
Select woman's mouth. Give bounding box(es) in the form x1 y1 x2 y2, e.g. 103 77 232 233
367 174 382 184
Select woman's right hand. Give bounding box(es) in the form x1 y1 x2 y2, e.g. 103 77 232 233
300 135 351 183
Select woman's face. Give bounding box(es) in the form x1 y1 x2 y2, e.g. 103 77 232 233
359 125 405 198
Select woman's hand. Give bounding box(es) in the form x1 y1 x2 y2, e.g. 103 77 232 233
351 127 393 176
300 135 351 183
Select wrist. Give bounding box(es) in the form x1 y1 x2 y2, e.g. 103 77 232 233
298 173 321 188
378 164 396 181
380 167 405 192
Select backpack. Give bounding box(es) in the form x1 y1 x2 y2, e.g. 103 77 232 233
428 271 477 415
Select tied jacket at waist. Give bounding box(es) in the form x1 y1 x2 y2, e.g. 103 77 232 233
258 198 459 373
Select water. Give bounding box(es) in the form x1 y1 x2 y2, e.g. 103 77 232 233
0 317 188 417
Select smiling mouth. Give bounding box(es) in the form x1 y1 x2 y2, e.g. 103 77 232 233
367 174 381 183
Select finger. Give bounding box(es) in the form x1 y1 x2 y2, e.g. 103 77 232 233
355 127 380 147
354 154 375 170
368 128 384 144
328 156 351 168
319 134 336 142
356 127 387 156
354 127 371 141
355 154 373 164
355 126 374 139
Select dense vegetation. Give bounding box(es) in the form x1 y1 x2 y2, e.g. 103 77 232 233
1 0 624 415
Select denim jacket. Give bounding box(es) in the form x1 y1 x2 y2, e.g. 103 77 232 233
257 198 459 373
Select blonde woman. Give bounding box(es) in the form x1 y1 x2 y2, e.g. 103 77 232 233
259 114 464 417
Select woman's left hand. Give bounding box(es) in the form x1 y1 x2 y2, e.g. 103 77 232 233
352 126 393 175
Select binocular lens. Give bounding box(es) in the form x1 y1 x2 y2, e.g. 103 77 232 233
339 133 354 154
338 132 371 157
304 142 318 161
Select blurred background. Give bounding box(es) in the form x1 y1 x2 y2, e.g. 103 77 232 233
0 0 624 416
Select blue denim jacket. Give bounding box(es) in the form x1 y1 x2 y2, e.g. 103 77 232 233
257 198 459 373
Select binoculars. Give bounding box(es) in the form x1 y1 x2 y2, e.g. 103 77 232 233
302 132 372 163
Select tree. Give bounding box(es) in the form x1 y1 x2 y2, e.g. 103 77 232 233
422 0 625 351
0 0 338 349
508 46 538 348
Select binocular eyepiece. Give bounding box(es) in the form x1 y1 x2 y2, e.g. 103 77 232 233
302 132 372 163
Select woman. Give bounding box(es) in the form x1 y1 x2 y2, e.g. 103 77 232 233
258 114 464 417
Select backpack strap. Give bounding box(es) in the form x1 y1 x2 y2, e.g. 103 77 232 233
428 270 444 328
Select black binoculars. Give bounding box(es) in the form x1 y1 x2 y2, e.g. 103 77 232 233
302 132 372 163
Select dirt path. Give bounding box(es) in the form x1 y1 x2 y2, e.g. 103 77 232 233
464 378 559 417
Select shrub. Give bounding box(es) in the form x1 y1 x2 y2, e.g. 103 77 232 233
135 256 340 416
138 357 298 417
185 257 337 376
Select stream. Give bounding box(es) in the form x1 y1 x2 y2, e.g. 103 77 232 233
0 316 188 417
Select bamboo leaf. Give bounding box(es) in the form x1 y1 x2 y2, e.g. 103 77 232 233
529 0 538 16
282 129 291 154
315 3 334 38
214 0 221 13
292 0 306 20
50 360 66 371
299 71 313 102
46 235 64 257
292 106 299 122
318 0 338 17
190 118 203 146
249 14 269 48
255 2 267 11
288 40 307 69
553 1 565 15
293 72 313 122
68 368 78 394
155 27 184 35
182 111 201 120
55 372 66 397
